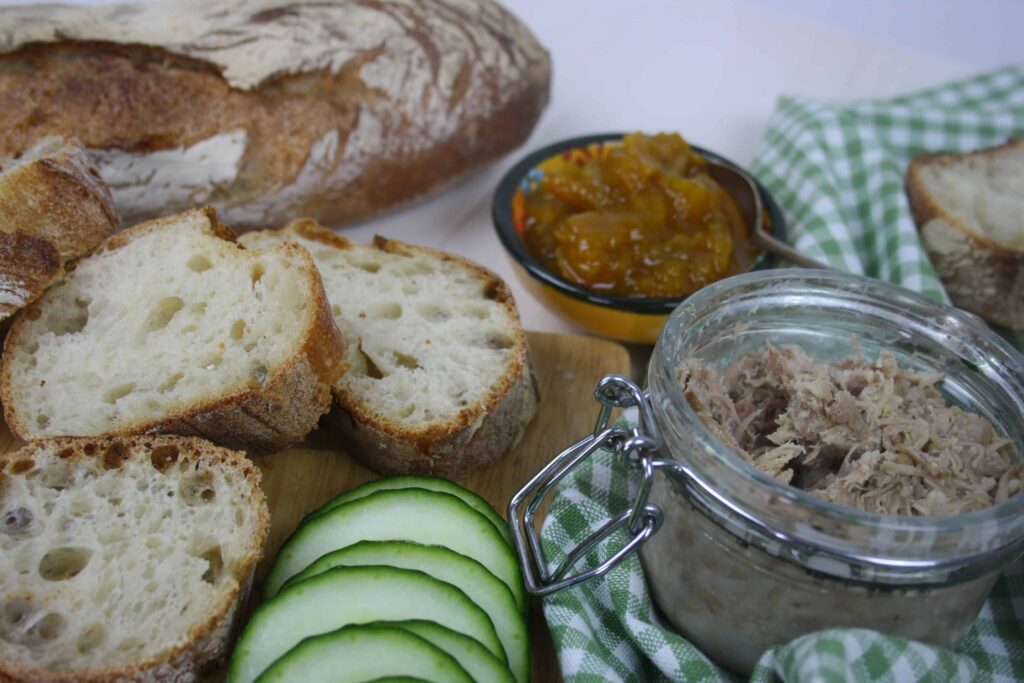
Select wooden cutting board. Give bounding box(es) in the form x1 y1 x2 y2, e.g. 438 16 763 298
243 331 629 681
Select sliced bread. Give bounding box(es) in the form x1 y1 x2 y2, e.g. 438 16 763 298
240 220 538 478
0 435 269 682
906 138 1024 329
0 136 117 321
0 207 347 453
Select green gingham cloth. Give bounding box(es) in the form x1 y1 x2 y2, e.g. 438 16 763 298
539 66 1024 683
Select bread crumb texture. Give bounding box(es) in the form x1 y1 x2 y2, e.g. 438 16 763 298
242 226 525 429
0 436 267 679
916 142 1024 250
2 209 315 439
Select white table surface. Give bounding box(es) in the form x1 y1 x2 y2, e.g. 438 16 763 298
5 0 1023 342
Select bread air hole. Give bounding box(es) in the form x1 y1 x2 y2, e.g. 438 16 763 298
142 296 185 334
355 260 381 273
393 351 421 370
199 352 223 370
158 372 184 393
39 547 91 581
250 263 266 286
230 319 246 340
198 545 224 585
417 302 450 322
35 414 49 430
371 302 402 320
103 383 135 404
187 254 213 273
46 307 89 336
150 444 179 472
30 613 66 642
460 303 491 320
481 333 514 350
251 364 269 388
2 507 32 536
179 472 216 505
77 623 106 654
357 344 384 380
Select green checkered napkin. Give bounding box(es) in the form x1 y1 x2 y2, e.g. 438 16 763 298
540 66 1024 683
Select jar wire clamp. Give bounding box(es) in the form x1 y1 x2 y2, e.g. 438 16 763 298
508 374 670 596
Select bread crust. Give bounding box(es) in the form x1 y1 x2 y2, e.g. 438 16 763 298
906 138 1024 330
0 435 269 683
0 137 117 321
0 0 551 230
252 221 539 478
0 207 348 454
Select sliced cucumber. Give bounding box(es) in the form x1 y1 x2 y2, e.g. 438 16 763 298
282 541 528 683
253 623 471 683
228 566 502 683
308 475 513 546
397 620 516 683
264 489 525 610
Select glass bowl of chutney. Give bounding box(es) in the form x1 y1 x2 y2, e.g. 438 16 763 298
492 132 790 344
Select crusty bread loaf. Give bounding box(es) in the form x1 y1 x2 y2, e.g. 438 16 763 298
0 137 117 322
906 138 1024 330
240 220 538 477
0 435 268 683
0 0 551 231
0 207 346 453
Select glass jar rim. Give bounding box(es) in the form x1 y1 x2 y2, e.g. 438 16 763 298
650 269 1024 584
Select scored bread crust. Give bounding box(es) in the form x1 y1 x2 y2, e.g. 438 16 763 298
0 207 348 454
0 0 551 230
0 137 117 321
906 138 1024 330
243 220 539 478
0 435 270 683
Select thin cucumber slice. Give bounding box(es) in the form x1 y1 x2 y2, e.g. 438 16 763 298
282 541 528 683
228 566 502 683
265 488 525 610
253 623 471 683
397 620 516 683
309 475 513 546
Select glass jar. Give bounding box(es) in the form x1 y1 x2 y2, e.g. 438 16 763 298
510 269 1024 675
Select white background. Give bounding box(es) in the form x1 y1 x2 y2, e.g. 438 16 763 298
4 0 1023 339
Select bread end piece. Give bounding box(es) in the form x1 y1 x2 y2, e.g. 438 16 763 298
906 138 1024 330
0 136 117 321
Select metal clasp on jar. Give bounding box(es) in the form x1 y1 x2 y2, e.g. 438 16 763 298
508 374 677 596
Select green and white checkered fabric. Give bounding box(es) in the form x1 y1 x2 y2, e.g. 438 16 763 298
540 66 1024 682
750 64 1024 303
540 439 1024 683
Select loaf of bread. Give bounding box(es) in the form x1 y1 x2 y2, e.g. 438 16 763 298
906 138 1024 330
240 220 538 478
0 207 346 453
0 0 551 231
0 435 268 682
0 137 117 322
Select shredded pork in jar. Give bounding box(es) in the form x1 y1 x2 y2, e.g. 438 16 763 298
678 343 1022 516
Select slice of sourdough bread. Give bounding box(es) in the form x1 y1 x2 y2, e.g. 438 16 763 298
0 435 269 683
0 136 118 322
906 138 1024 329
240 219 538 478
0 207 346 453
